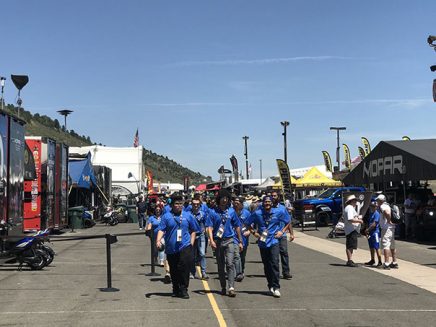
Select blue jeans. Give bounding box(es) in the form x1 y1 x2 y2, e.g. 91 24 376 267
192 233 207 275
260 244 280 290
138 213 146 228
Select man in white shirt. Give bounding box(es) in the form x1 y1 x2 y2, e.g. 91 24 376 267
343 195 364 267
376 194 398 270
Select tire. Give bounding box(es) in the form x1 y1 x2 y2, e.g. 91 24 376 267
28 250 47 270
41 245 55 266
316 211 331 227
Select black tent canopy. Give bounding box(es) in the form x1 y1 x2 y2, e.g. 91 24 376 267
343 139 436 186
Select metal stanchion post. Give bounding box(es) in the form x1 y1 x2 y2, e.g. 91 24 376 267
146 230 160 276
100 234 119 292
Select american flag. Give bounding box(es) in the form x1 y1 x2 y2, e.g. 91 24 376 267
133 129 139 147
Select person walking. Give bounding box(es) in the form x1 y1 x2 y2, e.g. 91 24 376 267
343 194 364 267
156 193 200 299
376 194 399 270
364 201 382 267
146 206 171 283
232 196 251 282
136 195 148 230
244 195 290 298
271 191 293 279
206 189 243 297
190 196 209 280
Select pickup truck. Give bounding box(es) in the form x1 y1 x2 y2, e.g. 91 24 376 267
293 186 366 227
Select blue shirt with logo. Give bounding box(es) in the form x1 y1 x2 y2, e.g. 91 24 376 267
368 210 380 236
191 209 207 234
245 207 290 248
148 215 162 239
234 208 252 247
206 207 241 239
158 210 200 255
274 203 292 239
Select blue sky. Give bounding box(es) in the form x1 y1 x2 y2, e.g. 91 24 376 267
1 1 436 180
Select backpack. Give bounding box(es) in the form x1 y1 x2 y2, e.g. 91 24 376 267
390 204 403 224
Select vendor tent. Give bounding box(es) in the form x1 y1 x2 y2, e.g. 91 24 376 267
344 139 436 186
295 166 342 188
272 175 297 189
69 153 97 189
255 177 277 190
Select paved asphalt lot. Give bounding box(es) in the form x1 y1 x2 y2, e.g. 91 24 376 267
1 223 436 327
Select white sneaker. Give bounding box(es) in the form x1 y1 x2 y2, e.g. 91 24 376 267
139 228 143 231
273 289 281 298
269 287 274 295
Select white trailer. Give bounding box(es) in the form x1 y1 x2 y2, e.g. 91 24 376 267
70 145 145 195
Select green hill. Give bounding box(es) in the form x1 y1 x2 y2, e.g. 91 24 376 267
1 103 211 185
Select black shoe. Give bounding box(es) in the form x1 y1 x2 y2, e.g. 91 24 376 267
364 260 375 266
283 273 293 280
382 264 391 270
164 274 172 284
346 260 358 267
376 262 383 267
172 290 181 297
389 263 399 269
221 288 227 295
180 291 190 299
235 274 244 282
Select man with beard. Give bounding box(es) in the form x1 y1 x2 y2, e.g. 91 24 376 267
156 193 200 299
206 189 243 297
244 195 290 298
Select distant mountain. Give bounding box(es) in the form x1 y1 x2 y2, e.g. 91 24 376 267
1 103 211 185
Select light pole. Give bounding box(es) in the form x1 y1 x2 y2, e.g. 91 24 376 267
0 77 6 110
330 126 346 172
259 159 263 181
128 172 140 194
243 136 249 179
57 109 73 130
280 121 290 164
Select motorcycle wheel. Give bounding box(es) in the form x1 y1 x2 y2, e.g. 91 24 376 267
41 245 55 266
28 250 48 270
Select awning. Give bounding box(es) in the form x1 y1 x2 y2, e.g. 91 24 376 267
69 152 97 189
295 166 342 188
195 184 207 191
343 139 436 185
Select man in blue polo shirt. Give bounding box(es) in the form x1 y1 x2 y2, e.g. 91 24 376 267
244 195 290 298
207 189 243 297
232 196 251 282
156 193 200 299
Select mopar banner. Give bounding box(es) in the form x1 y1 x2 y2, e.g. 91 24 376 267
361 137 371 156
276 159 292 201
343 144 351 169
402 136 411 141
322 151 333 172
342 191 373 222
358 146 366 160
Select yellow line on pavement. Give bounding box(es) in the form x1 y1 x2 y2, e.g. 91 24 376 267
196 266 227 327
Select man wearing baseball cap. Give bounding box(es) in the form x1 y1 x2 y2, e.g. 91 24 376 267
376 194 398 269
344 194 364 267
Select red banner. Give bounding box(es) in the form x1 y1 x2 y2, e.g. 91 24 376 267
147 170 153 193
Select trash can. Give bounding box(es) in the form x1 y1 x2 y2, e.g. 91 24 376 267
127 205 138 223
68 206 84 229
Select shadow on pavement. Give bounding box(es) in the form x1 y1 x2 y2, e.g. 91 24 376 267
245 274 265 278
192 289 222 296
237 290 272 297
145 292 173 298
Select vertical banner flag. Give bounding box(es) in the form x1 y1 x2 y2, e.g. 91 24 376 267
146 170 153 193
183 176 189 192
276 159 292 202
230 155 239 182
133 129 139 148
361 137 371 156
343 144 351 169
322 151 333 172
358 146 366 160
433 79 436 102
402 136 411 141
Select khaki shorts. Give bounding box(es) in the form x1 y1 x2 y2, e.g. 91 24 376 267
381 228 395 250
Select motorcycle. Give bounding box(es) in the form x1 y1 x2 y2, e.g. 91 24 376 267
101 207 119 226
0 222 49 270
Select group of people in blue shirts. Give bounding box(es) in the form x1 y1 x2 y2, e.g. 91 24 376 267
149 189 293 299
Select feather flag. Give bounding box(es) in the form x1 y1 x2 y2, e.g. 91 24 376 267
322 151 333 172
358 146 366 160
343 144 351 169
361 137 371 156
